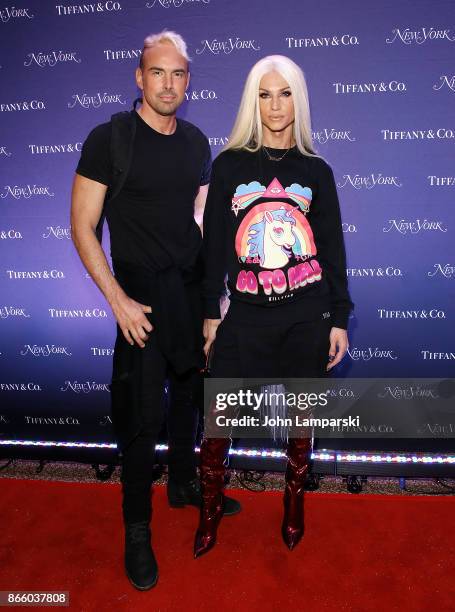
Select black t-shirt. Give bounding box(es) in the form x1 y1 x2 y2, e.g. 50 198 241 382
76 111 211 277
203 147 354 329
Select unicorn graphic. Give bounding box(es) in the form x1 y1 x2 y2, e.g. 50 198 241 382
247 207 303 268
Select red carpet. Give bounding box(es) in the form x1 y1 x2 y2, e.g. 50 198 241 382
1 478 454 611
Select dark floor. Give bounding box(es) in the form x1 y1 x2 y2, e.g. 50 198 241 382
1 458 454 496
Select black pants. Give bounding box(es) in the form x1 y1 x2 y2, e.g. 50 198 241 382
117 282 203 523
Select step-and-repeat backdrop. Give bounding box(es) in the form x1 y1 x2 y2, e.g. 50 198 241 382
1 0 454 447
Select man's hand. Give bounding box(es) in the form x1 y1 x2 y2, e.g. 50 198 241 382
111 291 153 348
327 327 349 371
203 318 221 356
71 174 153 349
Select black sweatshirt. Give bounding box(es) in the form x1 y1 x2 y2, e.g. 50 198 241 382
202 146 354 329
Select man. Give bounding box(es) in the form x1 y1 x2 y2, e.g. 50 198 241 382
71 30 240 591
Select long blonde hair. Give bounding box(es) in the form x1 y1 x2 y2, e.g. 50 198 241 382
224 55 317 157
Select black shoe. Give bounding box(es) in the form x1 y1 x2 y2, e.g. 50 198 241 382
124 520 158 590
167 478 242 516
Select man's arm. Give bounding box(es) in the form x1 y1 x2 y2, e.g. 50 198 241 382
194 183 209 235
70 173 152 348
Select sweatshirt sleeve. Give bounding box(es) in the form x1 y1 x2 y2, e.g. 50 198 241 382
202 156 229 319
312 159 354 329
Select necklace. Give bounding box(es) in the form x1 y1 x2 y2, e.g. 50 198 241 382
262 145 292 162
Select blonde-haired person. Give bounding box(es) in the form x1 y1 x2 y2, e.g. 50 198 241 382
71 29 241 590
226 54 315 156
195 55 354 557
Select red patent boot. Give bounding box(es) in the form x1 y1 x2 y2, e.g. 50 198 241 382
281 436 312 550
194 437 231 558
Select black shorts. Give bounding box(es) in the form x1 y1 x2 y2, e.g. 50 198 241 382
211 304 332 379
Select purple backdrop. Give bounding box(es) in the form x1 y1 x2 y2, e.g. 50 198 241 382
1 0 454 447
